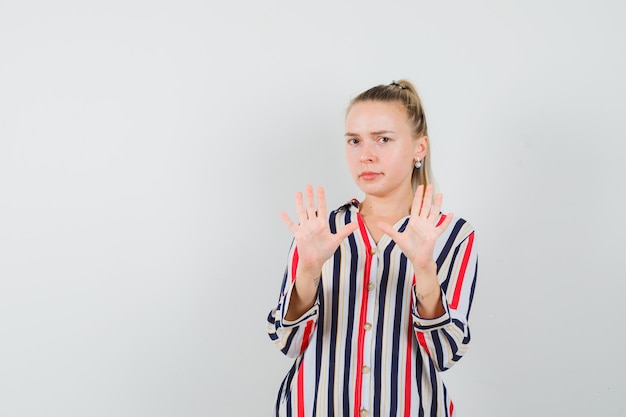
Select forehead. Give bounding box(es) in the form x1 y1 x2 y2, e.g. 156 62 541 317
345 101 410 133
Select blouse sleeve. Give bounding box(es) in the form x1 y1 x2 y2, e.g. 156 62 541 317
266 241 319 358
411 218 478 372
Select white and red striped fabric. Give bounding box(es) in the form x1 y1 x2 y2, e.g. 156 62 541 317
267 200 477 417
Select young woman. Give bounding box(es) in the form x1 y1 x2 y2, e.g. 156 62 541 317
267 80 478 417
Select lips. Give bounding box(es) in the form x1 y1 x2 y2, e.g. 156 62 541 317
359 171 381 181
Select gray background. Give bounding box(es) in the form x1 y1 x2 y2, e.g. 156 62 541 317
1 0 625 416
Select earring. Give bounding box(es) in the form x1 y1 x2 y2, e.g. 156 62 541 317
414 159 422 169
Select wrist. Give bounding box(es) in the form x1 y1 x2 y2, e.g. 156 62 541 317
296 260 323 277
294 267 321 302
412 261 439 302
412 259 437 275
414 282 445 319
414 284 440 301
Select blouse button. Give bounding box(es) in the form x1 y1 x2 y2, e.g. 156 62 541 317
370 247 377 255
359 409 369 417
363 323 372 331
367 283 375 291
362 365 370 374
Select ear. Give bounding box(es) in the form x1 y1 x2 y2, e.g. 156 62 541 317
413 135 428 161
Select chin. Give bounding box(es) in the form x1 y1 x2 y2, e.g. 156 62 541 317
357 182 388 197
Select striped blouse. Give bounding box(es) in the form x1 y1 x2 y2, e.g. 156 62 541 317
267 200 478 417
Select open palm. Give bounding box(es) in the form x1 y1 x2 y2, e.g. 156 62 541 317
378 184 454 270
281 185 359 274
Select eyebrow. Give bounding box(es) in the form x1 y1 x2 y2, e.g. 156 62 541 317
344 130 396 137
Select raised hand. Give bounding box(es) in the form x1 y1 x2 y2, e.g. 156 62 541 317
378 184 454 272
281 185 358 320
377 185 452 317
281 185 358 276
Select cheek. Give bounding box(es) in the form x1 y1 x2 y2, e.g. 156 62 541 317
345 154 357 170
392 152 416 173
345 152 361 175
345 146 358 161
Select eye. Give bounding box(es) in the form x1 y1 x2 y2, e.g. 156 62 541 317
378 136 390 143
347 138 359 145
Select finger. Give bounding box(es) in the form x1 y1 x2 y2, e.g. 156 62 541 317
305 184 316 218
428 213 454 238
334 221 359 242
429 193 444 224
317 186 328 220
411 185 424 216
279 211 298 234
435 212 455 235
420 184 434 218
377 221 399 241
295 191 307 223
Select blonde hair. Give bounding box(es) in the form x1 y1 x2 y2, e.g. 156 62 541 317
348 79 434 194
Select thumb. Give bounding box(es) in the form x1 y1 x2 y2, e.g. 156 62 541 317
437 213 454 235
335 222 359 241
377 221 399 241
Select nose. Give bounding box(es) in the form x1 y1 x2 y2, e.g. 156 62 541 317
359 143 376 163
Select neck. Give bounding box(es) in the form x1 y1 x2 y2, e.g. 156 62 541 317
359 187 415 219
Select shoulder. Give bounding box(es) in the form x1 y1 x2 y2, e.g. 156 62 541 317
333 198 360 212
327 199 360 229
330 199 360 218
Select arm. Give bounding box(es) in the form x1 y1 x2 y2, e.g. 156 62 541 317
412 224 477 371
378 185 477 371
267 185 358 358
284 264 322 321
266 242 321 358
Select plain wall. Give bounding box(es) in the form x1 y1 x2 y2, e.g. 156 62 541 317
1 0 625 416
